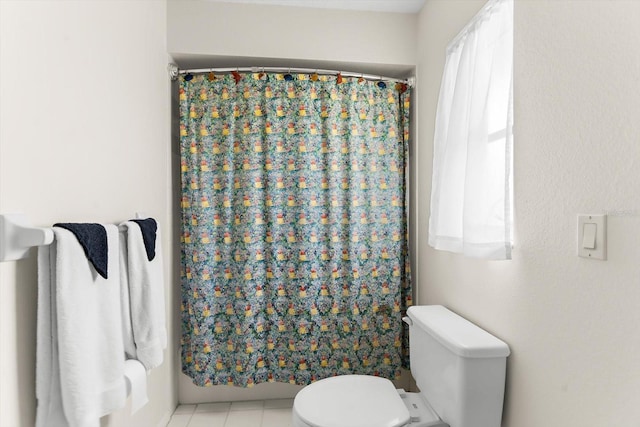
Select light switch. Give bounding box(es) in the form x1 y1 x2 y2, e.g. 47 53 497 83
582 223 597 249
577 214 606 260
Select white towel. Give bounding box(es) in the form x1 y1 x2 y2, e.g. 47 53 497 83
36 225 126 427
119 220 166 370
36 242 67 427
119 227 137 360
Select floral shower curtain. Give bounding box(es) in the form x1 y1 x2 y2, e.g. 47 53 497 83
179 71 412 387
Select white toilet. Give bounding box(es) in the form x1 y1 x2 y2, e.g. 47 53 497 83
292 305 510 427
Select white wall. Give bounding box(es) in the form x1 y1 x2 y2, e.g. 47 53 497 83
416 1 640 426
167 0 418 404
0 1 176 426
167 0 417 75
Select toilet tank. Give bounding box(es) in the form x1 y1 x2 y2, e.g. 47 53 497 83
406 306 510 427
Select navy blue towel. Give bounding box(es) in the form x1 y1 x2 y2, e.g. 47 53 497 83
131 218 157 262
53 223 108 279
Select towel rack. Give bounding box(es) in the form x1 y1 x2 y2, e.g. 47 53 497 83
0 212 151 262
0 213 54 262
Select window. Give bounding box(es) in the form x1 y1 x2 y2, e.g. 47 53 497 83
428 0 514 260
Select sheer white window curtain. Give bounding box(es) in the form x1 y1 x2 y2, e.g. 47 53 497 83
428 0 513 260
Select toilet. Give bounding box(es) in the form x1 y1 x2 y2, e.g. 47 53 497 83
292 305 510 427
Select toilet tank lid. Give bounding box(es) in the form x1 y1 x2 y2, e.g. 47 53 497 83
407 305 510 358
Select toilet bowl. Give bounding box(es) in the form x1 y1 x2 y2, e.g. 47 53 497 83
292 305 510 427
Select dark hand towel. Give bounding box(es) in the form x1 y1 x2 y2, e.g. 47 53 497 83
130 218 157 262
53 223 108 279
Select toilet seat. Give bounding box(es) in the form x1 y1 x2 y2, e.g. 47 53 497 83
292 375 411 427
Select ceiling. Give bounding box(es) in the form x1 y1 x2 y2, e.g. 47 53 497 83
202 0 427 14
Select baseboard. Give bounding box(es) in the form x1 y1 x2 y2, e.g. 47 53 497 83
155 409 173 427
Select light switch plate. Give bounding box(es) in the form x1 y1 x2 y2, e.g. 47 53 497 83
577 214 607 260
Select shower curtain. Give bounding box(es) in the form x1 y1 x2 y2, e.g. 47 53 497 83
179 71 411 387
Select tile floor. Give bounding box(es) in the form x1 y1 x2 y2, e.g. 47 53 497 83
166 399 294 427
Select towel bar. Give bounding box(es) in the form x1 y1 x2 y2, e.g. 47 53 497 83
0 213 54 262
0 212 151 262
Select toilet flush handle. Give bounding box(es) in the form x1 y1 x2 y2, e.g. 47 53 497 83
402 316 413 326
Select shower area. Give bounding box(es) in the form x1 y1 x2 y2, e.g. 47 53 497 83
168 0 418 404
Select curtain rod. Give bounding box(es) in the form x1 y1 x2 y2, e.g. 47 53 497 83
168 64 414 87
